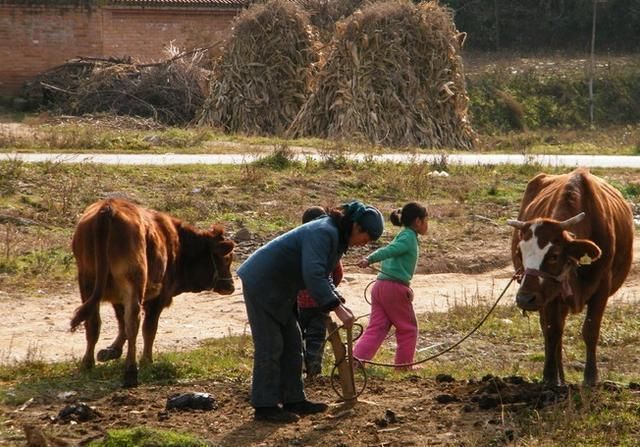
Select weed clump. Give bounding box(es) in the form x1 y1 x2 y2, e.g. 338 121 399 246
254 145 299 170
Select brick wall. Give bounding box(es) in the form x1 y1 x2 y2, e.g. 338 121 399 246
0 4 238 95
102 8 236 62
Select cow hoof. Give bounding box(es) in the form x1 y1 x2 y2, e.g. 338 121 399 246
139 357 153 367
583 369 598 387
97 347 123 362
542 379 564 389
80 360 95 370
123 367 138 388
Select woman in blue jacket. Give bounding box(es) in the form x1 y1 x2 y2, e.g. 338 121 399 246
237 201 384 423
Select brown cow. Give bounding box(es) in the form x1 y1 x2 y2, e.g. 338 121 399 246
507 168 633 386
71 198 235 387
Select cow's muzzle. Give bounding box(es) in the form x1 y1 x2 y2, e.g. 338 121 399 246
515 267 572 311
516 292 540 311
214 278 235 295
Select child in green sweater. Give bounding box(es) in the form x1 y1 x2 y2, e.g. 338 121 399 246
354 202 428 367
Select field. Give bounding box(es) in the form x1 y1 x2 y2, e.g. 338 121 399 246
0 48 639 446
0 147 638 446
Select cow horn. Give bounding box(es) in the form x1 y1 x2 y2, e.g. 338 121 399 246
558 212 585 229
506 219 526 229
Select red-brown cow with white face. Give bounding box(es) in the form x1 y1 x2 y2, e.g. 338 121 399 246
508 168 633 386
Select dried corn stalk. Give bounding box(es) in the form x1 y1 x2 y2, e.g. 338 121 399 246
198 0 318 136
288 0 476 149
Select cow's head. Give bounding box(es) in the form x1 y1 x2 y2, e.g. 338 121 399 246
507 212 601 311
185 224 235 294
208 225 235 295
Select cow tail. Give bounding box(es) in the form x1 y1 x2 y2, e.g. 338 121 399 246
70 203 113 331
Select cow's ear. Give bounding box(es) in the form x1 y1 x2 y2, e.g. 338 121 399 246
210 224 225 238
214 240 235 256
566 240 601 265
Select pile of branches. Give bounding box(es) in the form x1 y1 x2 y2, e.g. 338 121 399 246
198 0 319 136
288 0 476 149
23 48 209 125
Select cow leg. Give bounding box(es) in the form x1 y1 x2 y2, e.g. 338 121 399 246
78 275 100 370
122 279 143 388
539 299 569 386
82 310 101 370
141 298 163 365
582 289 609 386
97 304 125 362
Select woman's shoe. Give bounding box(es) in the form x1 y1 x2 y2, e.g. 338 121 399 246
254 406 300 423
282 400 328 415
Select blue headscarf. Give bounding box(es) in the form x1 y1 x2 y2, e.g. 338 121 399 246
343 201 384 240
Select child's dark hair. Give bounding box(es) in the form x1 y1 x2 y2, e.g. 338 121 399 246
390 202 427 227
302 206 327 224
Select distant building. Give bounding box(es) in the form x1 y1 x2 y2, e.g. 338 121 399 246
0 0 246 95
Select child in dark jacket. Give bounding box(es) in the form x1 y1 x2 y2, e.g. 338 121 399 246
296 206 345 378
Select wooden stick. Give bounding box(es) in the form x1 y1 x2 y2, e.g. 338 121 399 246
325 316 356 403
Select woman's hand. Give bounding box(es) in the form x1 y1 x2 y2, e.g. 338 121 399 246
357 258 370 268
333 304 354 329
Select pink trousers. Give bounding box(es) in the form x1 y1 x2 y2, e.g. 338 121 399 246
353 279 418 366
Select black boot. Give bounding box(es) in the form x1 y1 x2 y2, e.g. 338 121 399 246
282 400 328 415
254 406 300 423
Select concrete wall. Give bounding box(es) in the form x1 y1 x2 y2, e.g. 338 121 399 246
0 4 238 95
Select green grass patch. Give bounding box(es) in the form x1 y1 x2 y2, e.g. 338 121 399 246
0 360 124 406
468 63 640 133
252 144 300 170
0 118 347 155
88 427 209 447
0 335 253 406
515 387 640 446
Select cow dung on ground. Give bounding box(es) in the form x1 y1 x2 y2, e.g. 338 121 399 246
288 0 476 149
198 0 319 136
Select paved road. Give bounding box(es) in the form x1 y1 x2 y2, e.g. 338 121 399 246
2 152 640 167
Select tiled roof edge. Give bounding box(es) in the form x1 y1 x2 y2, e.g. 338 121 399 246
1 0 246 7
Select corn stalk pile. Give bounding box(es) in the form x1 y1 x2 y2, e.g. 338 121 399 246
288 0 476 149
198 0 318 136
296 0 365 43
23 48 208 125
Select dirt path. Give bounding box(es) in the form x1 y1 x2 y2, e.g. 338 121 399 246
2 245 639 365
